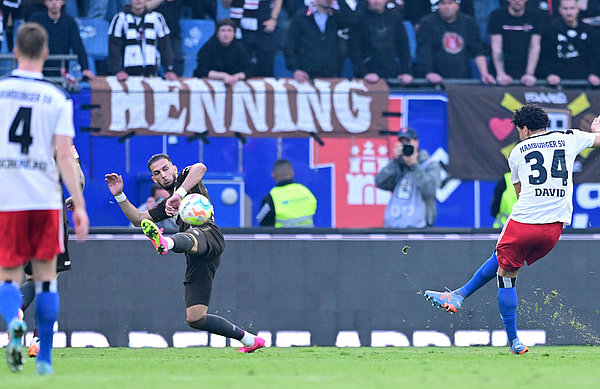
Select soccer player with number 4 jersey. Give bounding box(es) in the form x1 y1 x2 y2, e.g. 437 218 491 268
0 23 89 375
424 104 600 355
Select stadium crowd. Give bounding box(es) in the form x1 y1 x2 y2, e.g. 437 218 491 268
1 0 599 85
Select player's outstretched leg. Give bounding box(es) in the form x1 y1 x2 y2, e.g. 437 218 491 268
188 314 266 353
141 219 170 255
424 252 499 314
35 280 59 374
497 274 528 355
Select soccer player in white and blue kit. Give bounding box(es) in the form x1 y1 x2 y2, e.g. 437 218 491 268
424 104 600 354
0 23 88 374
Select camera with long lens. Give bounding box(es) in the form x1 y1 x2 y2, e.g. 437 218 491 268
402 144 415 157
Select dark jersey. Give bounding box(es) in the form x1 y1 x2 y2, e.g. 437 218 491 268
488 8 543 78
148 166 215 232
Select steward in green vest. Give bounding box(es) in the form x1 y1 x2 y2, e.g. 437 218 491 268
491 172 518 228
256 159 317 227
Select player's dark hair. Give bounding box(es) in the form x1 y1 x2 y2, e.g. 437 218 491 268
147 153 172 171
16 23 48 60
511 104 549 131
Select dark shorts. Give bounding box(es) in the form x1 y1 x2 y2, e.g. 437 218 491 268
496 219 563 272
24 212 71 276
183 222 225 308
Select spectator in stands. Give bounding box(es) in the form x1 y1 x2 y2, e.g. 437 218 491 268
375 127 440 228
285 0 345 82
256 159 317 227
131 183 178 230
415 0 495 84
107 0 177 80
193 18 251 84
579 0 600 25
488 0 543 86
1 0 22 52
502 0 560 23
539 0 600 85
29 0 95 78
350 0 413 84
147 0 184 77
222 0 282 77
403 0 474 26
337 0 367 24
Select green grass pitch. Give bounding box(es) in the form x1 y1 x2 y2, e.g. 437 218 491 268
1 346 599 389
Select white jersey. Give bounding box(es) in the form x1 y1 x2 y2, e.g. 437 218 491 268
508 129 595 225
0 69 75 211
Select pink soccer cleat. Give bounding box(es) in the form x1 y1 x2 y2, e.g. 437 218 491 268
238 337 266 353
141 219 169 255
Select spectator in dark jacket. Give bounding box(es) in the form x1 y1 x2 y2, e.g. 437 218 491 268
285 0 345 82
350 0 413 84
193 18 251 85
415 0 494 84
539 0 600 85
29 0 95 78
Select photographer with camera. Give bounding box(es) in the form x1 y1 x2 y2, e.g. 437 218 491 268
375 127 441 228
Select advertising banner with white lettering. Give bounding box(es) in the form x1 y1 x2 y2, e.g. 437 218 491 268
89 77 390 137
446 84 600 183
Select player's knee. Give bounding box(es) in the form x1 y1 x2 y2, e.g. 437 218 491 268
187 314 207 329
171 232 196 254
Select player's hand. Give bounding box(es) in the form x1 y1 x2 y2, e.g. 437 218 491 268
72 208 89 242
591 116 600 133
104 173 124 196
65 197 75 212
165 194 182 216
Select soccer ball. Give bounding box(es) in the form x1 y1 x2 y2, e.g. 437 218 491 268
178 193 213 225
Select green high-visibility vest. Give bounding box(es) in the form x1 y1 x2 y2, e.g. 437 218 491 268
493 172 518 228
270 183 317 228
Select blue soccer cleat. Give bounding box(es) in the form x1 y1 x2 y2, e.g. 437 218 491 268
6 317 27 372
36 360 54 375
424 290 464 313
510 338 529 355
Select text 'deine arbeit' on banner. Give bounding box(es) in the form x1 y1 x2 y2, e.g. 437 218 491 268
90 77 390 137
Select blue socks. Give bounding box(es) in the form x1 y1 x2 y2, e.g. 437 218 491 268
35 281 59 365
455 252 499 298
497 275 518 342
0 281 22 325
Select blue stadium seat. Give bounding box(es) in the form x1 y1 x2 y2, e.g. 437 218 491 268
273 54 292 78
180 19 215 77
77 18 109 74
403 20 417 62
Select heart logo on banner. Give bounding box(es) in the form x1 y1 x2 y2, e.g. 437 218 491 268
489 118 514 141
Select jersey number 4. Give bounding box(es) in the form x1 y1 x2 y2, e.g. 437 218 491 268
525 150 568 186
8 107 33 155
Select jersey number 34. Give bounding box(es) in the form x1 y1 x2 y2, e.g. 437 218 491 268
525 150 568 186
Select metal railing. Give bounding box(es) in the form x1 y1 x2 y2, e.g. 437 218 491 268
0 53 79 88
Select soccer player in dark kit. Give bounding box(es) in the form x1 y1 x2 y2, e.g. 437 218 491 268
105 153 265 353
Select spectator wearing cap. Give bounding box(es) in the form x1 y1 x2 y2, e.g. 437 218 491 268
539 0 600 86
375 127 441 228
193 18 252 84
285 0 346 83
414 0 495 84
349 0 413 84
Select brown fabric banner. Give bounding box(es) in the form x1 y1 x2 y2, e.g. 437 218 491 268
89 77 390 138
446 84 600 183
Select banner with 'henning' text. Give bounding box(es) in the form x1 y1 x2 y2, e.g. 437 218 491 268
90 77 390 138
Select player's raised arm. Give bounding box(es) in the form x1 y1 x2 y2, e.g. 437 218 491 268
165 163 207 215
105 173 152 227
55 135 89 241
